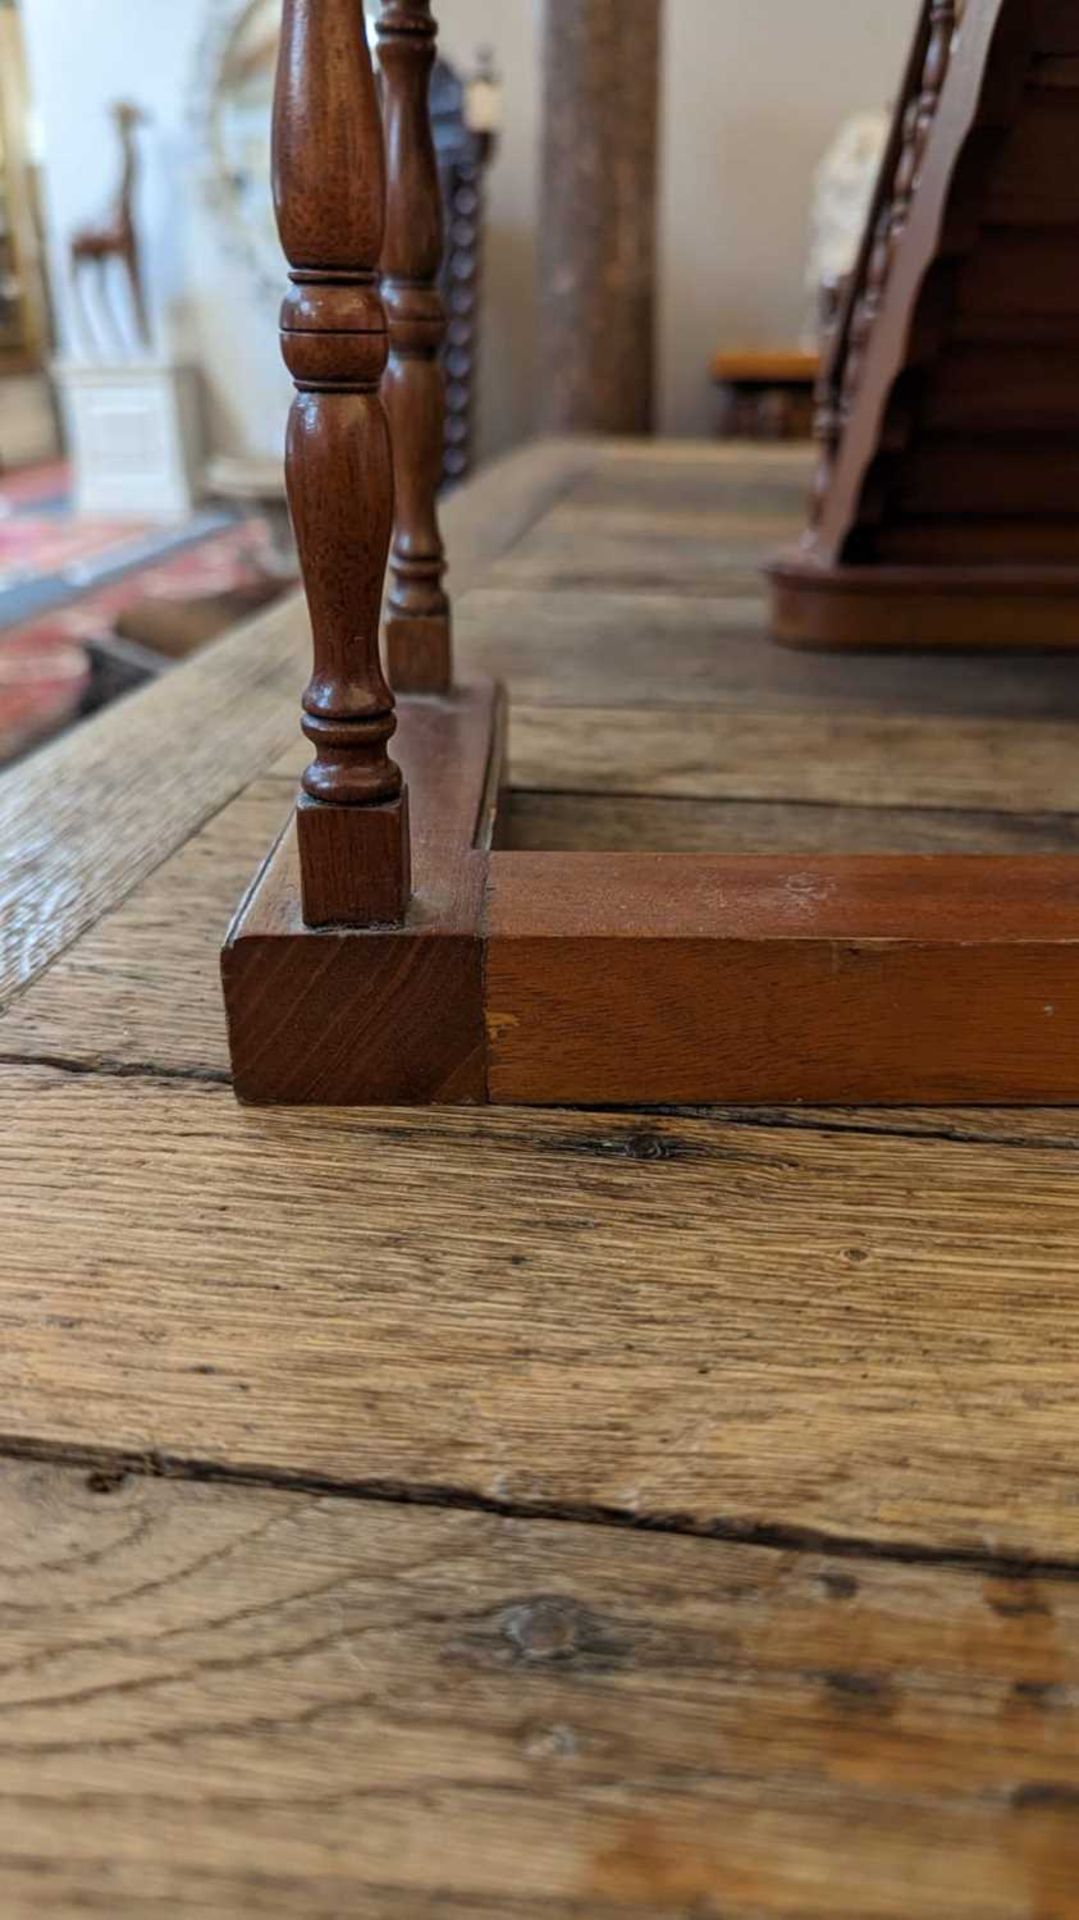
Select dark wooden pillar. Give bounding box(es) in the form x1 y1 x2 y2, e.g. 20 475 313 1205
538 0 662 434
274 0 410 929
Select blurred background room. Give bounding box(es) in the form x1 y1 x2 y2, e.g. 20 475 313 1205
0 0 920 766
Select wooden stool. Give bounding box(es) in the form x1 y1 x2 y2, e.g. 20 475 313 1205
711 349 818 441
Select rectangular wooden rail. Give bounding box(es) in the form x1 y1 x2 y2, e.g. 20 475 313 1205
225 691 1079 1105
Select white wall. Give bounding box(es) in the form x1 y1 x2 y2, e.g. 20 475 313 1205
19 0 923 461
659 0 921 434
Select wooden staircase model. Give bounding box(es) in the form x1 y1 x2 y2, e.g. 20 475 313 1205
222 0 1079 1107
769 0 1079 649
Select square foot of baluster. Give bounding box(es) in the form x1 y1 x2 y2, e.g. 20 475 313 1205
385 613 452 695
221 682 505 1105
296 790 412 929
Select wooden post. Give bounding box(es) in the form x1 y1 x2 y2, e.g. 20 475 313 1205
274 0 410 928
377 0 452 695
538 0 662 434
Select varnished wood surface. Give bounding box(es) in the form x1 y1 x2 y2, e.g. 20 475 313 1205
223 684 503 1103
7 438 1079 1910
484 852 1079 1105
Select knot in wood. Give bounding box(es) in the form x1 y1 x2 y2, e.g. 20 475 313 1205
496 1596 630 1670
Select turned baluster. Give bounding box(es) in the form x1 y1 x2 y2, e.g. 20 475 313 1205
274 0 410 927
840 0 956 417
889 3 956 250
377 0 452 694
840 206 896 412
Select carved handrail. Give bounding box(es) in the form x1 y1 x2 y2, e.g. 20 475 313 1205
809 0 954 530
273 0 410 927
377 0 453 694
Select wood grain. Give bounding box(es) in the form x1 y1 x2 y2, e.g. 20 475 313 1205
485 851 1079 1105
504 789 1079 855
274 693 1079 812
503 705 1079 813
0 779 290 1078
3 1455 1079 1918
451 579 1079 721
450 586 1079 720
0 598 307 1016
9 1067 1079 1557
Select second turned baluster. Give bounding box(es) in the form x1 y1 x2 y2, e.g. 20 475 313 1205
377 0 453 695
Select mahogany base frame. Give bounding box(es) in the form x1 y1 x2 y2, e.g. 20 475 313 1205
223 683 1079 1107
768 553 1079 653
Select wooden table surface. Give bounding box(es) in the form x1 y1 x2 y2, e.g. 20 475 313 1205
5 439 1079 1917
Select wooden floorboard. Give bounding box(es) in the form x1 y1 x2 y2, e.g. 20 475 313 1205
454 584 1079 718
505 789 1079 854
6 1065 1079 1558
504 706 1079 813
274 701 1079 813
6 1454 1078 1919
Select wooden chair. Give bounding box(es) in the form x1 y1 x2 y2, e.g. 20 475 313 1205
222 0 1079 1108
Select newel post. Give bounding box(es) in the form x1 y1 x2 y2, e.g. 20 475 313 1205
377 0 453 694
274 0 411 927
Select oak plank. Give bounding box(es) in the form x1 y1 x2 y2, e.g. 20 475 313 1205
7 1068 1079 1555
505 789 1079 854
274 697 1079 812
0 780 289 1078
504 705 1079 813
486 509 789 596
453 587 1079 719
0 598 308 1017
5 1456 1078 1919
0 438 591 1012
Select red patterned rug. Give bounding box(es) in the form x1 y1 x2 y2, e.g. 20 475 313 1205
0 461 292 766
